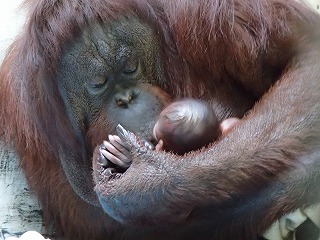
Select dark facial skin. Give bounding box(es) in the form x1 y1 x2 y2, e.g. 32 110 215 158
98 87 172 169
56 18 172 203
2 0 320 239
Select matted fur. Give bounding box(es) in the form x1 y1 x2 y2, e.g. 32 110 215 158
1 0 320 239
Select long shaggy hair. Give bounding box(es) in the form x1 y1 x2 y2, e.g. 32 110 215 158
0 0 318 238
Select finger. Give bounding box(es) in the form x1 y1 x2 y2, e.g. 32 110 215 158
108 135 131 156
220 117 240 135
97 152 108 166
116 124 132 143
155 139 164 151
100 149 130 168
142 139 155 150
116 124 141 149
103 140 131 164
111 135 129 149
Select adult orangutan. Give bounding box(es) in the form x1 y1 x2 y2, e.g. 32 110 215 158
1 0 320 239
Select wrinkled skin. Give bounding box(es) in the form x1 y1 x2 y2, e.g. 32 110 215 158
90 5 320 237
1 0 320 239
57 18 172 204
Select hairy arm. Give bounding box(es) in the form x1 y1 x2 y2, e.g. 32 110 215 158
93 28 320 227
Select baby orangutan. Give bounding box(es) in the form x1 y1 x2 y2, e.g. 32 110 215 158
101 99 239 168
153 99 221 154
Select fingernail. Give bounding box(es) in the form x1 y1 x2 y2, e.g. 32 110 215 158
97 154 108 166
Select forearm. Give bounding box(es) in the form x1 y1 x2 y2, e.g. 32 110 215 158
94 41 320 225
180 49 320 205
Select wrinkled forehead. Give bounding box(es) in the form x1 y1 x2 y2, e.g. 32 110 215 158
58 15 160 76
81 16 157 59
57 15 161 89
